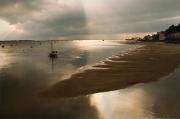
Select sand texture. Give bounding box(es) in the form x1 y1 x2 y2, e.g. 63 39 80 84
42 43 180 98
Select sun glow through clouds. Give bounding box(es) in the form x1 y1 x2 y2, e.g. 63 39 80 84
0 0 179 40
10 25 24 33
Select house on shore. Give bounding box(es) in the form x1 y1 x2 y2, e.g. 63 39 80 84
157 32 166 41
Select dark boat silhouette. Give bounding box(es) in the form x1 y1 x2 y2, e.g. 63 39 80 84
49 40 58 58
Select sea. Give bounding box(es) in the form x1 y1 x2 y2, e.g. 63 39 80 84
0 40 179 119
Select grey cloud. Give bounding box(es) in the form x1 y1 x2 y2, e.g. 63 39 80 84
17 1 88 40
0 0 44 24
0 0 180 40
85 0 180 33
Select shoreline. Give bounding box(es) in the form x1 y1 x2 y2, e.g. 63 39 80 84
41 43 180 98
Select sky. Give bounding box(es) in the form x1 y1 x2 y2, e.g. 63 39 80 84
0 0 180 41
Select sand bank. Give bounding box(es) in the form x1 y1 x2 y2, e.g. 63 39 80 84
42 43 180 98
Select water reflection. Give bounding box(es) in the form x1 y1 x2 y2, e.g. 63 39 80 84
0 40 137 119
0 50 14 69
2 40 179 119
90 88 154 119
73 40 120 50
145 67 180 119
1 40 180 119
90 67 180 119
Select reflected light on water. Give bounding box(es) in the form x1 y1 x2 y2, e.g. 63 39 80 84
0 51 13 69
73 40 120 50
90 88 154 119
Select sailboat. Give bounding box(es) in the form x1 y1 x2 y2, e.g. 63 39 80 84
48 40 58 58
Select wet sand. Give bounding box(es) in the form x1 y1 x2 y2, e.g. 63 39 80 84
42 43 180 98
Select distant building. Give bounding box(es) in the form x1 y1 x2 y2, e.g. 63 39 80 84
166 32 180 41
144 35 153 41
157 32 166 41
172 32 180 39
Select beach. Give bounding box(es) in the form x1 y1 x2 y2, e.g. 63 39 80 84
1 41 180 119
42 42 180 98
0 0 180 118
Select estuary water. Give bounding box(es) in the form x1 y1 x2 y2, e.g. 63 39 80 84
0 40 179 119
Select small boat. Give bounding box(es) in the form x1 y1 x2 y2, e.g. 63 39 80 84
48 40 58 58
49 51 58 58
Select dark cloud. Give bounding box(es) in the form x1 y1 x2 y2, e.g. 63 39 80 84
0 0 180 40
22 9 88 40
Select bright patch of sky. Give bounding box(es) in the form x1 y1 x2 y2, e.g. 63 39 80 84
0 0 179 40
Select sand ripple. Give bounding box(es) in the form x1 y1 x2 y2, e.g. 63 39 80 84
41 43 180 98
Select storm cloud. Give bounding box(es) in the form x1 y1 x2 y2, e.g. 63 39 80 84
0 0 180 40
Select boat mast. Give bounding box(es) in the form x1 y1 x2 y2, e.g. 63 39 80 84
51 40 53 52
